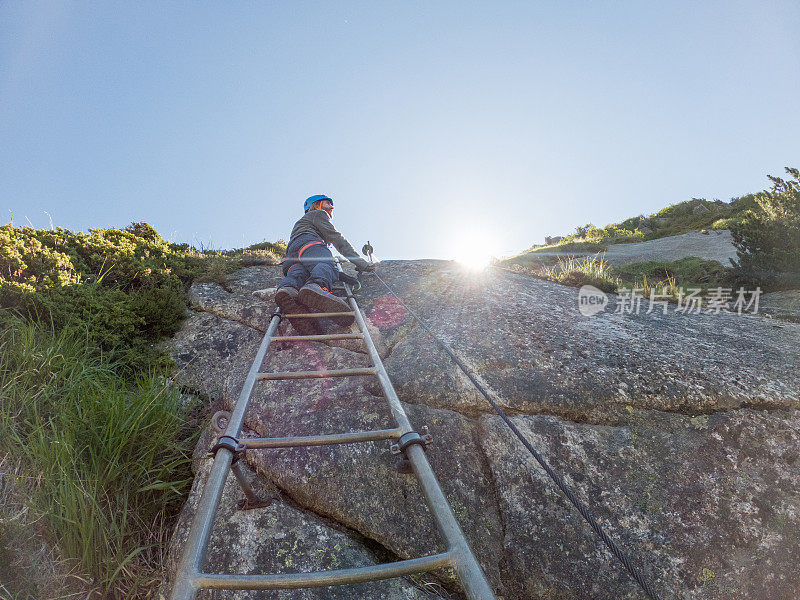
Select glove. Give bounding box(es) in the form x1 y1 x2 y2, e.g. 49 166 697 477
338 272 359 286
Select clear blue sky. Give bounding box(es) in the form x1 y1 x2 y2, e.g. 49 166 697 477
2 2 799 260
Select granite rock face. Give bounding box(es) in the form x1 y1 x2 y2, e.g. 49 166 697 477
357 261 799 421
163 310 262 399
164 261 800 600
602 230 738 266
479 409 800 600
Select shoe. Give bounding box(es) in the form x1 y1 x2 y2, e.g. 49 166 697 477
299 283 354 327
275 286 321 336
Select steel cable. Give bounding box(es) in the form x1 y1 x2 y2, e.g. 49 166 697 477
370 270 660 600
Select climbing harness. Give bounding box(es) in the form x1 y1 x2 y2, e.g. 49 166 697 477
169 262 496 600
370 267 661 600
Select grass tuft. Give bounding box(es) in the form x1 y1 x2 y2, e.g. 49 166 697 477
543 254 620 293
0 316 198 599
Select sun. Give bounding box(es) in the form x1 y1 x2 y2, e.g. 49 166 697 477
453 247 493 270
448 229 496 270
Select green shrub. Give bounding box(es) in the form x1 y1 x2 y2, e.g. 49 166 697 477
129 278 187 339
246 239 287 255
565 223 645 246
0 219 286 373
523 241 602 254
731 167 800 288
511 255 734 300
711 216 742 230
0 221 271 374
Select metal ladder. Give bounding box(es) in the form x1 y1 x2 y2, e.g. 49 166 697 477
169 279 496 600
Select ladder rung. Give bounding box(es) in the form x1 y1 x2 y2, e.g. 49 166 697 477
284 311 355 318
244 428 401 448
271 333 364 342
258 367 377 380
194 552 454 590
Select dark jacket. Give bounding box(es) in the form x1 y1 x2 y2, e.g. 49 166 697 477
287 209 369 270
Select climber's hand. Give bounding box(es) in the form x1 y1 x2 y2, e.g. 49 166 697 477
338 272 359 286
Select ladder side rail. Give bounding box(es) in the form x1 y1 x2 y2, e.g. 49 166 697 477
344 286 413 435
170 310 283 600
345 284 497 600
405 442 496 600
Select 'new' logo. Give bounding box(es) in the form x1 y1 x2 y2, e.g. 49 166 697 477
578 285 608 316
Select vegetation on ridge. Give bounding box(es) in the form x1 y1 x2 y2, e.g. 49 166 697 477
526 194 757 252
507 166 799 294
0 221 285 373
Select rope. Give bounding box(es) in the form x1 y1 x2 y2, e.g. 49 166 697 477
371 270 660 600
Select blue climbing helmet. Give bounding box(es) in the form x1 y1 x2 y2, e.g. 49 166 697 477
304 194 333 213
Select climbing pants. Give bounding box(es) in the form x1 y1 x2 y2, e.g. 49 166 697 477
279 234 338 292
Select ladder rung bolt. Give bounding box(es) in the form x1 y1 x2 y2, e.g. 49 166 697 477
210 435 247 465
390 427 433 455
211 410 232 435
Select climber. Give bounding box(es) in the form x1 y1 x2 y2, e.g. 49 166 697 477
276 194 373 332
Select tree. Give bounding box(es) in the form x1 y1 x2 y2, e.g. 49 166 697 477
731 167 800 287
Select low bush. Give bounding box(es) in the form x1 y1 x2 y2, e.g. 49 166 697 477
711 216 742 230
0 222 192 373
527 240 607 254
557 224 645 248
510 254 735 303
613 257 732 290
0 222 286 374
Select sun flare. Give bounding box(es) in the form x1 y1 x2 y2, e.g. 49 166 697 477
454 248 492 270
448 228 496 270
